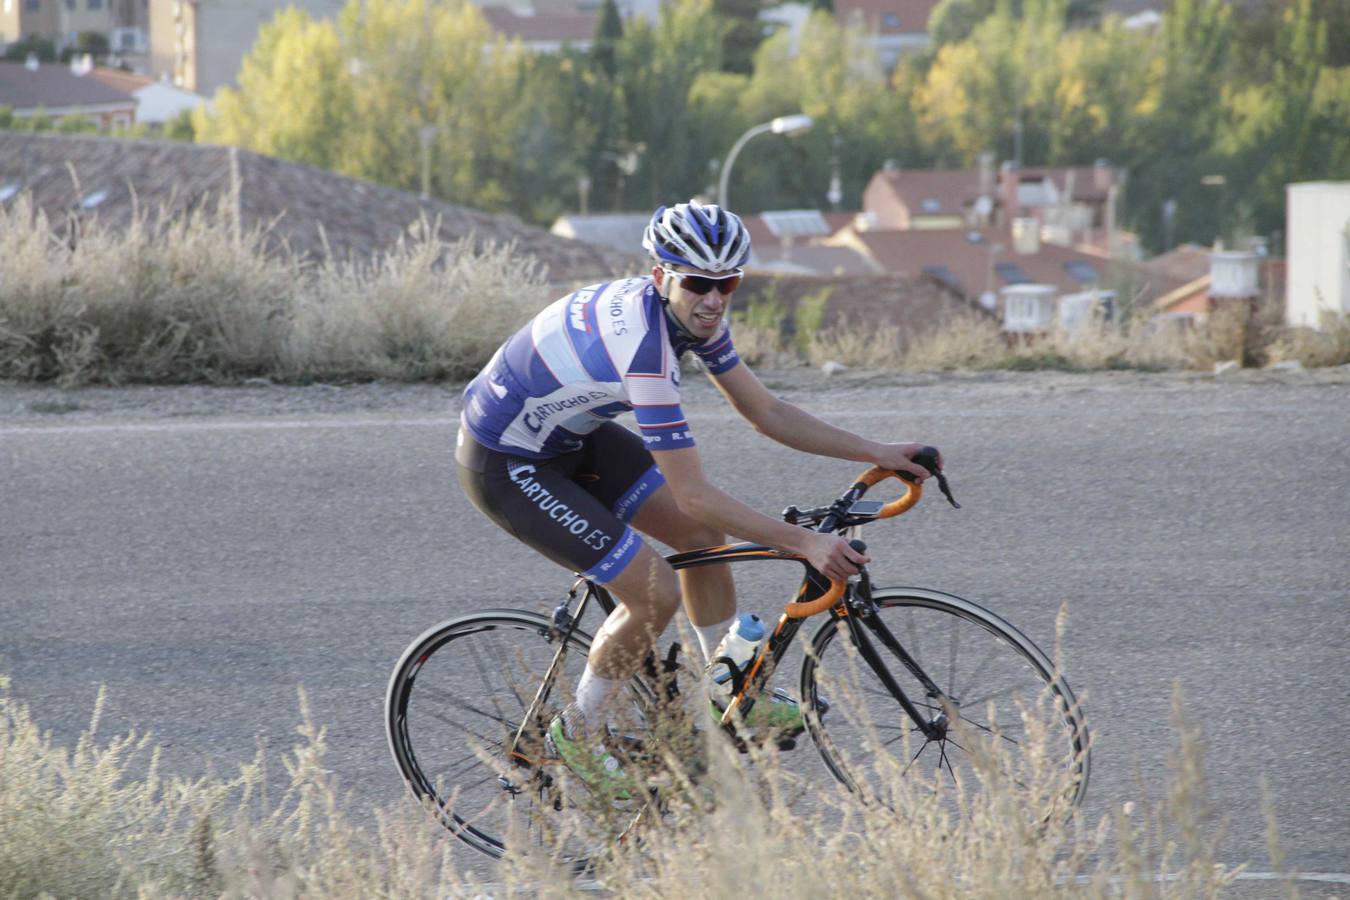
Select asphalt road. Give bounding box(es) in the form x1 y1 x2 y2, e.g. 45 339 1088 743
2 369 1348 884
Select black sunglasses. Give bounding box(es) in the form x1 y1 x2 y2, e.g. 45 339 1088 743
664 267 744 296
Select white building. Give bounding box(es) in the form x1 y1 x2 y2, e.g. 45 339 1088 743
1285 182 1350 329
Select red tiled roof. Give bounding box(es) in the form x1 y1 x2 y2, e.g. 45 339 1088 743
480 7 599 43
737 272 992 352
870 168 981 219
0 62 137 112
86 67 156 94
838 227 1187 303
1141 243 1211 284
834 0 942 35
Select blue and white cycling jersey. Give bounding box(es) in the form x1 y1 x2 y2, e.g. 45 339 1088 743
462 276 741 459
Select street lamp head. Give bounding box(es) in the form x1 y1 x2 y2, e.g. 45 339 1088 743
770 114 813 136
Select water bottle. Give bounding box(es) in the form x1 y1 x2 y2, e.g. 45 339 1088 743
709 613 765 700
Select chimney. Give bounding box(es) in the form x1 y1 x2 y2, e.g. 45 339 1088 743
1210 251 1260 299
999 161 1019 223
1012 217 1041 255
1093 159 1113 194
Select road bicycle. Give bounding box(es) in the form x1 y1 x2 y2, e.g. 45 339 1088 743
386 450 1091 868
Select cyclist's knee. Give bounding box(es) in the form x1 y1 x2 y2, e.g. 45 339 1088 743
608 547 681 621
666 522 725 554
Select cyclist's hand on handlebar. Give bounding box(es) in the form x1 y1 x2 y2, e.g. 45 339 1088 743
872 442 944 482
802 532 870 582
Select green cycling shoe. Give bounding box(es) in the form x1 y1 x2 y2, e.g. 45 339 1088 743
545 715 635 800
709 687 806 732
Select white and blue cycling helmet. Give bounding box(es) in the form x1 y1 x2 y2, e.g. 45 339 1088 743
642 200 751 274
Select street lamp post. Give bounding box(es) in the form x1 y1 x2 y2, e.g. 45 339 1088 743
716 114 813 210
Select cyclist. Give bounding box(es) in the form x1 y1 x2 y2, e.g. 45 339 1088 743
456 200 940 793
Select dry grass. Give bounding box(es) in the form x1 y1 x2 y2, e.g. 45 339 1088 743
0 667 1276 899
1267 312 1350 368
0 194 548 386
5 191 1345 385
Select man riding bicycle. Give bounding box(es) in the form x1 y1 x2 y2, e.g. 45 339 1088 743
455 200 941 793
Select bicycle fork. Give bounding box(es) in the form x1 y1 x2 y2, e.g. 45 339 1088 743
839 601 953 742
507 581 595 767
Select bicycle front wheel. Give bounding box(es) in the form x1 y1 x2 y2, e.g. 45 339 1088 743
800 588 1090 820
385 609 655 868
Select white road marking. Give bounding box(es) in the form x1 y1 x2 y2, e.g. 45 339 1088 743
0 416 460 436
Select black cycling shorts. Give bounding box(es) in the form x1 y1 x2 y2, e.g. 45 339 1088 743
455 421 665 584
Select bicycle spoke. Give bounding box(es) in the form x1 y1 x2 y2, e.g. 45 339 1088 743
417 685 521 730
937 741 957 781
803 592 1089 822
959 680 1030 709
881 725 925 750
947 614 959 698
467 635 521 722
956 715 1021 746
902 740 932 776
905 609 924 671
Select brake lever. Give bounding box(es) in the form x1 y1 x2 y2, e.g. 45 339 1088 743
911 445 960 509
934 470 961 509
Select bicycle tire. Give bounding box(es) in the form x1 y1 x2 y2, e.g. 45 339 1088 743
799 588 1090 820
385 609 657 868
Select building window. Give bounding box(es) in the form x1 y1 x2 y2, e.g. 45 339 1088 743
881 13 900 27
25 0 40 11
87 0 101 8
66 0 75 8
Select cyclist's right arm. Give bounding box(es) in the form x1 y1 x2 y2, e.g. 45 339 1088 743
650 444 867 583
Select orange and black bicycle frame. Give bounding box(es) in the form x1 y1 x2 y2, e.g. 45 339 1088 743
515 452 962 754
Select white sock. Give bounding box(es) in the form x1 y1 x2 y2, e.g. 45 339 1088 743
693 615 737 664
571 666 624 730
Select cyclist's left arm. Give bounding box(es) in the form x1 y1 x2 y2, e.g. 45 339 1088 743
710 362 938 480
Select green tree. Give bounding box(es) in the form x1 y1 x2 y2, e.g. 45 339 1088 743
2 36 56 61
1217 0 1330 242
913 0 1070 167
60 31 110 60
616 0 723 207
1125 0 1233 250
591 0 623 79
715 0 765 75
728 11 905 210
1044 18 1153 165
195 8 354 170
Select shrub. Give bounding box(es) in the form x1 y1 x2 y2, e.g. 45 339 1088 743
0 671 1267 898
0 194 549 386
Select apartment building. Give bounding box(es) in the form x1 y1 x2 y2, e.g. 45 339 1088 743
147 0 343 94
1 0 145 51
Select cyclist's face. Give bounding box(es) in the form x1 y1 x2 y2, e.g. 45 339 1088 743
654 264 739 340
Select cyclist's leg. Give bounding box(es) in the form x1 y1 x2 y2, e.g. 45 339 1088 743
573 423 736 657
629 485 737 655
457 430 682 711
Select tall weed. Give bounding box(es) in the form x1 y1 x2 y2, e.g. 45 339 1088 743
0 671 1263 899
0 194 548 386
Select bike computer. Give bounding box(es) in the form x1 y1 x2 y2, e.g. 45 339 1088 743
847 500 886 517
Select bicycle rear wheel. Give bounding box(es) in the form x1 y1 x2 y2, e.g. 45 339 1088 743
385 609 656 869
800 588 1089 821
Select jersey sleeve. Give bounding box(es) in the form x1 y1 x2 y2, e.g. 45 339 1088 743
624 325 696 451
625 374 695 450
690 321 741 375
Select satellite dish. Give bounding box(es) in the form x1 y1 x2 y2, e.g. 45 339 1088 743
974 195 993 218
